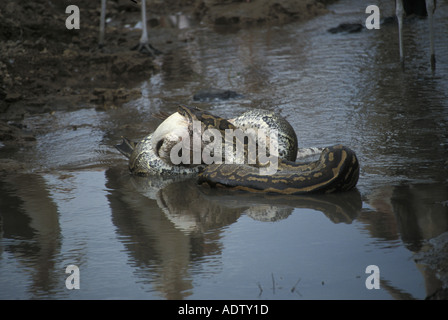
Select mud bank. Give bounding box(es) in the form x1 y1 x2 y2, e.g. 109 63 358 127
0 0 157 120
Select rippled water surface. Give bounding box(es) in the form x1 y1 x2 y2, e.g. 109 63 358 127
1 1 448 299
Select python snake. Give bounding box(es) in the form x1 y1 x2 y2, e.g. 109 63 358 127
116 105 359 195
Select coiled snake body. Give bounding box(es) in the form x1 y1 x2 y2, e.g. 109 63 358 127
116 105 359 195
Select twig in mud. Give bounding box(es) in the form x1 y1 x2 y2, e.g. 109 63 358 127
257 282 263 297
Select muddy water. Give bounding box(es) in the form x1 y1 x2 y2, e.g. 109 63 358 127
1 1 448 299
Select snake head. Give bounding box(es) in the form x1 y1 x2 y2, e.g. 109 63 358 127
177 104 201 123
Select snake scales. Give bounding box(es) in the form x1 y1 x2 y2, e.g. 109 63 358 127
116 105 359 195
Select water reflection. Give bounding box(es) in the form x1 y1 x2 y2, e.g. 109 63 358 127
104 166 362 299
366 184 448 248
199 187 362 224
1 167 446 299
365 183 448 299
104 167 240 298
104 164 448 299
0 174 61 298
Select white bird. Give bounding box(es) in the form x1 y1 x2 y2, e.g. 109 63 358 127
99 0 162 56
396 0 436 70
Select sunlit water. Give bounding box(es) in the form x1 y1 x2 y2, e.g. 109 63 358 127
1 0 448 299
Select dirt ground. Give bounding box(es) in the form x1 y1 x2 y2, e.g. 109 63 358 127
0 0 333 144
